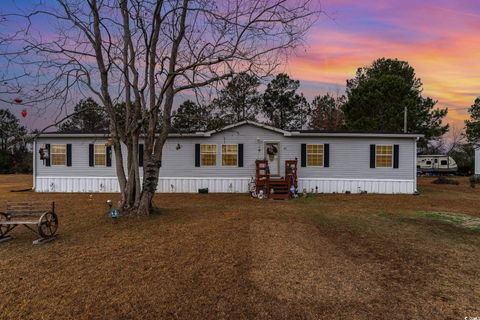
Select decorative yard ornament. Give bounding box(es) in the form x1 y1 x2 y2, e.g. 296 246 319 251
257 189 264 199
110 209 119 219
107 200 120 219
39 148 49 160
21 109 27 118
106 200 119 219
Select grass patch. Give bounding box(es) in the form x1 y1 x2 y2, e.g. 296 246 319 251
417 211 480 231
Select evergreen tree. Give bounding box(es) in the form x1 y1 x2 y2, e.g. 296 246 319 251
172 100 211 132
58 98 109 132
0 109 30 173
309 94 345 130
210 73 261 125
465 97 480 143
262 73 310 130
342 58 448 142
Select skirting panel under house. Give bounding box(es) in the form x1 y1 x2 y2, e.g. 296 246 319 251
35 176 416 194
298 178 415 194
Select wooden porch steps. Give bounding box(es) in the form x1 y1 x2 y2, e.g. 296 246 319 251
269 179 289 200
255 159 298 200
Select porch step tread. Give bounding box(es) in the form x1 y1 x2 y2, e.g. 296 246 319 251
270 194 290 200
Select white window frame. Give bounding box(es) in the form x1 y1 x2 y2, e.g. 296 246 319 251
94 144 107 167
50 144 66 166
306 144 324 167
221 144 238 167
200 144 217 166
375 144 393 168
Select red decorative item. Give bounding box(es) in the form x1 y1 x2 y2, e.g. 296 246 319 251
21 109 27 118
14 98 23 104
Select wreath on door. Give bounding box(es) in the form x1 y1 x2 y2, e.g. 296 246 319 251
266 144 278 161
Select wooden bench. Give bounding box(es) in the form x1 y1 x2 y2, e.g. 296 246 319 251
0 201 58 244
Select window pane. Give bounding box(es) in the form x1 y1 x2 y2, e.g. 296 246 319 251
307 144 323 154
222 154 237 166
94 144 106 166
376 155 392 167
222 144 237 166
376 145 392 155
222 144 237 154
51 144 65 154
376 145 393 167
306 144 324 166
50 144 66 165
51 154 66 165
94 145 105 154
201 154 216 166
201 144 216 153
95 154 106 166
201 144 216 166
307 154 323 166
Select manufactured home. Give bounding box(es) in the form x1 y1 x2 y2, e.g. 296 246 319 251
33 121 422 194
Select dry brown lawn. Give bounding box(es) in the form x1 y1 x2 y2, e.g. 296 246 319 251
1 175 480 319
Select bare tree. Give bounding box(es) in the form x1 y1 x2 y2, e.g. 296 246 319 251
1 0 319 215
445 126 465 155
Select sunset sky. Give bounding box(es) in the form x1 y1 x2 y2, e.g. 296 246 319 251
286 0 480 130
2 0 480 131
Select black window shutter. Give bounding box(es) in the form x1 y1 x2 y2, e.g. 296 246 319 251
301 144 307 167
370 144 376 168
66 144 72 167
138 143 144 167
195 144 200 167
238 144 244 167
324 144 330 167
393 144 399 169
45 144 51 167
106 146 112 167
89 144 94 167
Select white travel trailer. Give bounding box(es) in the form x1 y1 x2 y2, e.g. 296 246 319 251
416 155 457 174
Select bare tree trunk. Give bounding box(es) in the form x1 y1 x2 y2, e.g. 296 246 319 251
137 157 161 215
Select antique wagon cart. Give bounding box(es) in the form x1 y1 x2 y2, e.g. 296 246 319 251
0 201 58 244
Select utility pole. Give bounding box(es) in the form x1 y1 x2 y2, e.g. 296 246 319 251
403 106 407 133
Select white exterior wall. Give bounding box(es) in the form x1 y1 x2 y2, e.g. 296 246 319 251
34 123 419 194
475 148 480 175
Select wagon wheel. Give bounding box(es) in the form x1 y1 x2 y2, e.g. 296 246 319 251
38 211 58 238
0 213 9 237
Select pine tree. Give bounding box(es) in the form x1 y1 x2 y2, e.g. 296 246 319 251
262 74 310 130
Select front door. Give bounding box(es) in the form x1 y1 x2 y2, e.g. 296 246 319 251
265 142 280 176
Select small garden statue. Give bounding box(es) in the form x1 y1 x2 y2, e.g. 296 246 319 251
106 200 120 219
